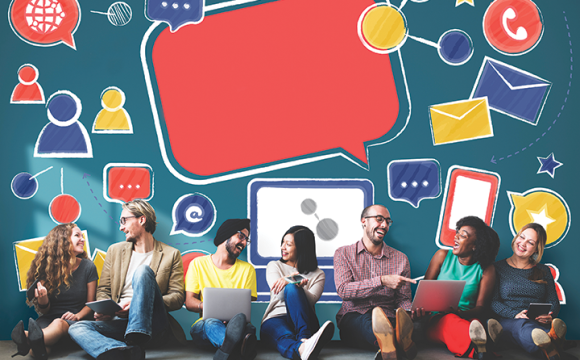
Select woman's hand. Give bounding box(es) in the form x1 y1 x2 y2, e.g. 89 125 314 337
536 312 553 325
296 278 309 288
410 307 430 320
61 312 80 321
35 281 49 305
515 309 529 319
271 277 288 295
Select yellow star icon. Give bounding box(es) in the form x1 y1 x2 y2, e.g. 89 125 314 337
456 0 475 6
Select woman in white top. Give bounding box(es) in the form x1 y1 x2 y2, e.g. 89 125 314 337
260 225 334 360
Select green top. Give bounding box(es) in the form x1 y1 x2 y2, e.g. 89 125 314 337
437 250 483 311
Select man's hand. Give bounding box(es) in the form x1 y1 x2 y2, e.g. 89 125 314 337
380 275 416 289
61 311 80 321
115 300 131 318
94 312 112 321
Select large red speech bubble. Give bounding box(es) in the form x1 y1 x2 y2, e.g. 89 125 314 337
10 0 80 49
151 0 399 176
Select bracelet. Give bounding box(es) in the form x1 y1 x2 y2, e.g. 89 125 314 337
198 302 202 312
37 301 49 309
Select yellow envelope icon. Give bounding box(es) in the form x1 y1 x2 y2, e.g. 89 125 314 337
13 230 91 291
429 97 493 145
91 248 107 285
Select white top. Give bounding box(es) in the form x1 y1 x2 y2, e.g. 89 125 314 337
261 261 325 323
119 250 154 304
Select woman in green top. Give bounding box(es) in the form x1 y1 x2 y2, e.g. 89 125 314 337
422 216 500 359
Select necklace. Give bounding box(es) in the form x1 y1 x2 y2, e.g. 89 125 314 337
509 257 531 270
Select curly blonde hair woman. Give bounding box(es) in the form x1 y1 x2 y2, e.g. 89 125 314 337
11 223 98 360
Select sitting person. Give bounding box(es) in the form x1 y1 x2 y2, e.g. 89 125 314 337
68 200 185 360
185 219 258 360
260 225 334 360
11 223 98 360
334 204 417 360
491 223 567 360
422 216 500 359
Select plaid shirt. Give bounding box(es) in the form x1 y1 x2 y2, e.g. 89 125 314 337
334 239 412 326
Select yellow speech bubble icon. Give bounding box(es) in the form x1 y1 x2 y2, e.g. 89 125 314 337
508 188 570 248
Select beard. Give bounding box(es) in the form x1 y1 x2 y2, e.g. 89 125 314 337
225 238 240 259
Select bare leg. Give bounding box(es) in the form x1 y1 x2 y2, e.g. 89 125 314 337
26 319 69 357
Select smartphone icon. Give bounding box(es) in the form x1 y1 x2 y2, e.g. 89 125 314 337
435 166 501 248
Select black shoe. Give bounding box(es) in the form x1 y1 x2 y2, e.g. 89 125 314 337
487 319 503 352
28 318 47 360
214 313 246 360
125 332 150 346
469 320 492 360
240 333 257 360
96 345 145 360
11 320 30 357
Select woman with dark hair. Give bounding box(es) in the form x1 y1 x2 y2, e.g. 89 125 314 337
421 216 501 359
11 223 98 359
260 225 334 360
491 223 567 360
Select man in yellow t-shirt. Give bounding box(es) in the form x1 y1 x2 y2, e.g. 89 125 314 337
185 218 257 360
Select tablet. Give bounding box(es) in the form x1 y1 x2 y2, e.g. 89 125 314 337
86 299 122 315
527 303 551 319
202 288 251 322
27 279 40 302
411 280 466 312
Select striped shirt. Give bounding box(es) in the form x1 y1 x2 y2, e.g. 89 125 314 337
334 239 412 326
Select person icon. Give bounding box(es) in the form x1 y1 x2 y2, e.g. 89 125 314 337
34 90 93 158
10 64 45 104
92 86 133 133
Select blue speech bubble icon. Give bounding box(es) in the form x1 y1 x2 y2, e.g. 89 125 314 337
171 193 216 236
387 159 441 208
146 0 204 32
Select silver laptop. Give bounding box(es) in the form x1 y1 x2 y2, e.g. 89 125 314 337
202 287 251 322
411 280 466 312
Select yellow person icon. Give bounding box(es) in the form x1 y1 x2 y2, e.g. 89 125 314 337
92 86 133 134
508 188 570 248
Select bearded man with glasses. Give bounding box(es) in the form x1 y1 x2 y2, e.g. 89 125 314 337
334 204 420 360
69 199 185 360
184 218 258 360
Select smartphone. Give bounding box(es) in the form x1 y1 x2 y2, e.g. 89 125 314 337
284 274 306 284
527 303 551 320
26 279 40 302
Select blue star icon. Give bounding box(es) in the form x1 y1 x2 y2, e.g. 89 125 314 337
537 153 563 178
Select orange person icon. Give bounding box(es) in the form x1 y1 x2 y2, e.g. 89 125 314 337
92 86 133 133
11 64 45 104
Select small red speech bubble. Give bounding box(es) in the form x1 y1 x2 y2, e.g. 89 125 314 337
49 194 81 223
104 163 153 204
9 0 80 49
150 0 399 176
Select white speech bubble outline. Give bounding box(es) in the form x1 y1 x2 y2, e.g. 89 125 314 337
103 163 154 204
140 4 413 185
170 192 217 237
387 158 441 208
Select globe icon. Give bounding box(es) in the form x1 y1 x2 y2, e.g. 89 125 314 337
25 0 66 34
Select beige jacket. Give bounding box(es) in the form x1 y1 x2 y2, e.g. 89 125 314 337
97 239 186 343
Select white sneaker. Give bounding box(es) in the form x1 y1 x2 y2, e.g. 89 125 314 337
300 321 335 360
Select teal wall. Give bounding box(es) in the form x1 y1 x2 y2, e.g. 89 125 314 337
1 0 578 341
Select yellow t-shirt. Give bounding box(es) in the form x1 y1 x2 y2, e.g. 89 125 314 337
185 255 257 324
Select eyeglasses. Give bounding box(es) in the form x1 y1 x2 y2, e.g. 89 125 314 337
365 215 393 226
120 216 137 225
237 231 250 243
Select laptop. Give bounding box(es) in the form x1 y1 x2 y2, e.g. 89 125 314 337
411 280 466 312
202 287 252 322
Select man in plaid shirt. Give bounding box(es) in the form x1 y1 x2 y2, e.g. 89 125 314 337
334 204 418 360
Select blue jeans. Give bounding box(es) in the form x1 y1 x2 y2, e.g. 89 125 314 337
260 284 321 359
339 311 396 350
498 318 549 354
191 316 256 349
69 265 169 358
